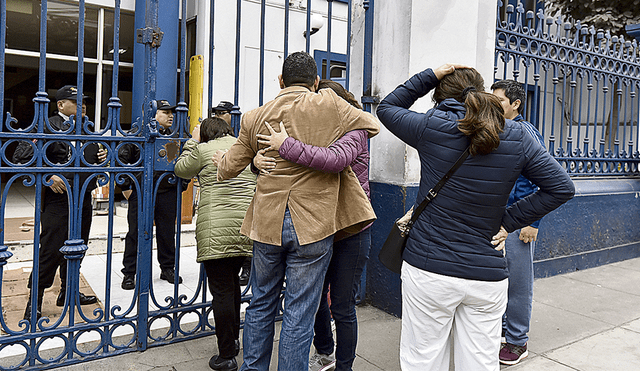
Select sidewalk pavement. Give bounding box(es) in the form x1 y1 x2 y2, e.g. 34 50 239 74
55 256 640 371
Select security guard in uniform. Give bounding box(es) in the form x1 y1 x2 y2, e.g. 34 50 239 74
119 100 187 290
15 85 100 322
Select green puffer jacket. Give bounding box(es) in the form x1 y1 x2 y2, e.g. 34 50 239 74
174 135 256 262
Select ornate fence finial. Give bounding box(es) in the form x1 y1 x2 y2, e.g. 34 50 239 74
535 8 545 37
555 16 563 41
563 21 572 43
506 3 514 29
579 24 589 48
604 30 612 56
515 1 525 31
625 40 632 60
525 10 534 34
612 35 620 58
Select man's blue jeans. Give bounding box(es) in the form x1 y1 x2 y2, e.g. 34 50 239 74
240 208 333 371
503 230 535 346
313 228 370 371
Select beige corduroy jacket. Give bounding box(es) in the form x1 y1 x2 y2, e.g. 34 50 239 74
217 85 380 246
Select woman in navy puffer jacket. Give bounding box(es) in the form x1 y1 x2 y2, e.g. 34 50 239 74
376 64 574 371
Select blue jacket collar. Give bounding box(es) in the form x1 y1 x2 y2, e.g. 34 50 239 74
436 98 465 112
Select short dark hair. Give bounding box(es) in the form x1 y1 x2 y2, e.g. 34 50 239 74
281 52 317 87
200 117 234 143
490 80 525 114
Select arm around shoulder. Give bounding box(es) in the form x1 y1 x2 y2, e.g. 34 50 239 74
174 139 202 179
217 116 255 181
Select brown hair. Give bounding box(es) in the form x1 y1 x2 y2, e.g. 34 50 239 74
199 117 234 143
433 68 505 156
318 79 363 110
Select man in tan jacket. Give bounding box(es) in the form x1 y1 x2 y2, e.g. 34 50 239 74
214 52 379 371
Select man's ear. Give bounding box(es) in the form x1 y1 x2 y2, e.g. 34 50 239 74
313 76 320 92
278 74 285 89
512 99 521 112
57 100 64 110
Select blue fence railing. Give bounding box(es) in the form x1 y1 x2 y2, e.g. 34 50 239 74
495 0 640 176
0 0 357 369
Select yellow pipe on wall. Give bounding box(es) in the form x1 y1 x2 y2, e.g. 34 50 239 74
188 55 204 134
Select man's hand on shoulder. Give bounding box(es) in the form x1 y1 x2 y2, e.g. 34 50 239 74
212 149 227 167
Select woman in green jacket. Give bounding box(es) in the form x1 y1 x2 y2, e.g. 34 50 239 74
175 117 256 371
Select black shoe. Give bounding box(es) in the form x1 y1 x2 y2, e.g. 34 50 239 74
23 290 43 322
239 268 250 286
209 355 238 371
121 275 135 290
56 291 98 307
160 269 183 284
23 303 42 323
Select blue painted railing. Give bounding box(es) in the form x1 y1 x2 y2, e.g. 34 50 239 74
495 0 640 176
0 0 356 369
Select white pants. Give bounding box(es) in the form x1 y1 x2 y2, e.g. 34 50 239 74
400 263 508 371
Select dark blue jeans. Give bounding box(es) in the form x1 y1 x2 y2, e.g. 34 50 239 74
240 208 333 371
313 228 371 371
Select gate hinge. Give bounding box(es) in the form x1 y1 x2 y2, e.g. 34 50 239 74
361 95 380 105
136 27 164 48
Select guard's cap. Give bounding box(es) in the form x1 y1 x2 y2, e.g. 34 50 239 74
55 85 88 101
212 101 234 113
157 100 177 111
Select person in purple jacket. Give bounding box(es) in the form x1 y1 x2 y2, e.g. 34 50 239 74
254 79 370 371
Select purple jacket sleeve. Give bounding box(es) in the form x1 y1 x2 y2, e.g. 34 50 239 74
279 130 367 173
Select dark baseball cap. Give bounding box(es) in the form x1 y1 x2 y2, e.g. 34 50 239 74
55 85 88 101
157 100 177 111
212 101 234 113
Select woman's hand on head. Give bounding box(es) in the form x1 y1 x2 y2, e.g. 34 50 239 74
256 121 289 151
433 63 472 80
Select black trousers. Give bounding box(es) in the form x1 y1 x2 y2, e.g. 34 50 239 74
122 188 177 276
202 256 245 359
29 188 93 291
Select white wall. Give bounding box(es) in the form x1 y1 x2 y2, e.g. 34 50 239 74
196 0 350 114
368 0 498 185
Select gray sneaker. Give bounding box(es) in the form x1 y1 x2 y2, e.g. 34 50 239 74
308 351 336 371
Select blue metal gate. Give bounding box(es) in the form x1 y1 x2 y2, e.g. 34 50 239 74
0 0 368 369
495 0 640 176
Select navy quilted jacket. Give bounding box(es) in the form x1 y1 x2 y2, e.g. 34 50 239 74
377 68 575 281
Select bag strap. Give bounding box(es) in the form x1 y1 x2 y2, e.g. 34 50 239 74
408 146 471 228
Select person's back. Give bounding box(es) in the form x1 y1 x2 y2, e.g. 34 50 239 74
215 51 380 371
377 64 574 371
218 55 379 246
377 69 572 282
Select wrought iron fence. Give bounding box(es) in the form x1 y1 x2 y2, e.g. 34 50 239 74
0 0 359 369
495 0 640 176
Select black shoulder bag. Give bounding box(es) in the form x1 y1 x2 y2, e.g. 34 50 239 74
378 146 471 274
